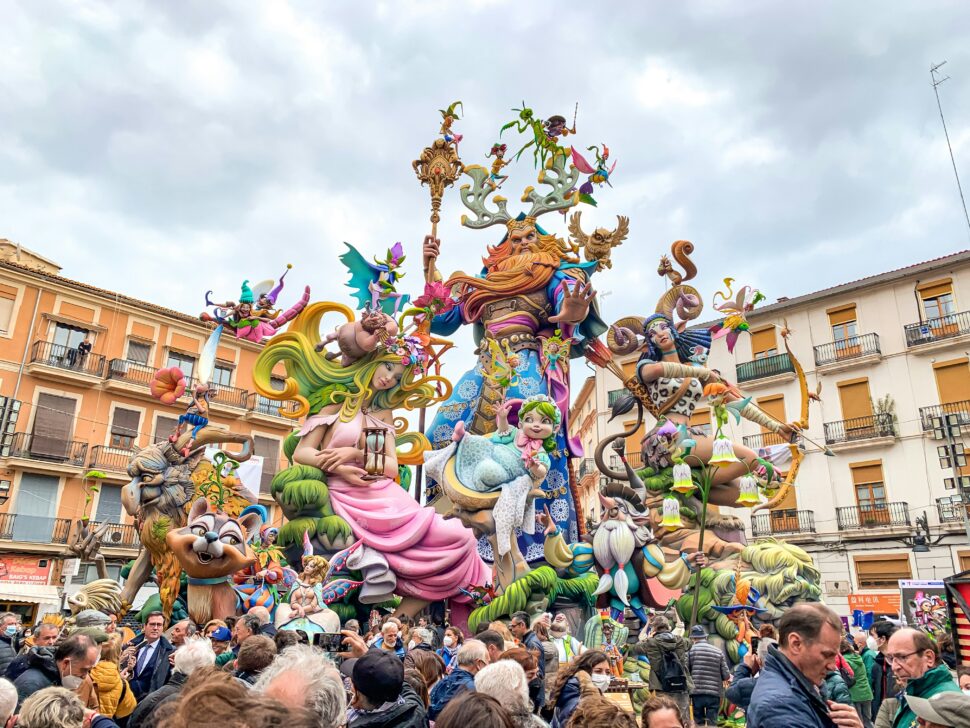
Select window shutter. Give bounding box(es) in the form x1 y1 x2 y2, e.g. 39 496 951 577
934 359 970 405
851 461 884 485
110 408 140 441
837 379 873 420
827 305 857 326
918 279 953 300
127 340 151 364
94 485 124 523
31 394 76 457
153 416 179 444
749 328 776 357
253 436 281 495
854 555 912 589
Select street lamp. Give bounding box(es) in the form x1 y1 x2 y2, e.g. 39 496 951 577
899 512 945 553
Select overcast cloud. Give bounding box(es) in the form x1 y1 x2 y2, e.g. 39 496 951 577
3 1 970 370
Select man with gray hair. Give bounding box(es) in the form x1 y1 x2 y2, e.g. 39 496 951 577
408 627 435 653
247 605 277 638
0 613 18 675
253 643 346 728
428 639 489 720
0 677 16 726
128 638 215 728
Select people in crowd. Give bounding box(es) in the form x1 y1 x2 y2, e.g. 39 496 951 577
823 664 852 705
247 606 277 638
18 686 118 728
565 694 639 728
475 658 547 728
476 629 506 665
549 614 584 664
937 633 957 670
746 603 862 728
122 611 173 701
209 625 234 664
402 668 430 711
430 613 446 651
0 678 17 726
841 638 874 728
0 613 19 676
757 623 778 661
434 691 516 728
373 621 406 660
883 627 959 728
13 633 99 709
499 648 542 713
869 620 898 719
346 648 427 728
437 625 463 673
128 638 216 728
90 632 137 722
533 619 559 703
547 649 611 728
957 666 970 694
640 693 687 728
725 651 760 710
906 691 970 728
252 643 346 728
407 627 435 654
490 620 516 650
403 646 446 693
631 616 693 723
168 619 196 650
510 612 546 712
274 629 300 653
687 624 730 727
5 623 59 682
234 634 277 685
429 639 489 720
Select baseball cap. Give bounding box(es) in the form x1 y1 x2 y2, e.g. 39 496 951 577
351 649 404 704
690 625 707 639
906 692 970 727
209 626 231 642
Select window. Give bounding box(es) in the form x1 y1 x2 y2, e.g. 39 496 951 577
71 562 122 585
689 408 712 436
852 461 888 524
960 551 970 573
0 286 15 334
837 378 873 421
12 473 58 542
109 408 140 450
756 395 786 446
933 358 970 406
153 415 179 444
52 323 89 350
253 436 281 496
854 555 912 590
166 351 196 379
126 340 151 365
919 280 956 321
213 364 233 388
750 328 777 359
270 376 285 392
94 485 123 523
607 389 626 407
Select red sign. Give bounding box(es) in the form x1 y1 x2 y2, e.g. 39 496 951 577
848 593 902 615
0 556 52 584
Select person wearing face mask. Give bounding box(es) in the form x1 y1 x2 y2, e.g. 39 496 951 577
957 666 970 696
406 627 435 656
428 640 489 720
868 621 899 719
0 613 19 676
437 626 463 673
547 649 612 728
13 633 99 709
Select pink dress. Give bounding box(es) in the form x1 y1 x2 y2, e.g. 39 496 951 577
299 411 491 602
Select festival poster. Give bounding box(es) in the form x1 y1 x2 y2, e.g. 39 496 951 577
899 580 948 638
0 555 52 584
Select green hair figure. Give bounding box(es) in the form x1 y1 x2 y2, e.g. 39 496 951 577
519 395 561 453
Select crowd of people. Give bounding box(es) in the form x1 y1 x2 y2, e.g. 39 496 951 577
0 602 969 727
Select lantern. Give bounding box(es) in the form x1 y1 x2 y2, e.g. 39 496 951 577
661 496 683 530
737 475 760 507
363 427 387 476
671 462 695 494
709 437 739 466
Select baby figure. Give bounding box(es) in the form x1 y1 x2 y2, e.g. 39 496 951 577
315 309 399 366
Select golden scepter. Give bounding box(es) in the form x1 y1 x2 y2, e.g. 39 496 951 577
410 102 464 502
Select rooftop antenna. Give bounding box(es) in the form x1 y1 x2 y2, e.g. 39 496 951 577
930 61 970 243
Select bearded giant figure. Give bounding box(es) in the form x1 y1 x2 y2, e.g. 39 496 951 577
423 155 609 561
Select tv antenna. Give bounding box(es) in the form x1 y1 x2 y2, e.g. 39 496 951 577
930 61 970 242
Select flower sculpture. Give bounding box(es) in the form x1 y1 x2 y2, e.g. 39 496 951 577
413 281 456 318
737 475 760 506
150 367 187 405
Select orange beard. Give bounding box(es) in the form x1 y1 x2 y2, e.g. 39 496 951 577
447 249 561 323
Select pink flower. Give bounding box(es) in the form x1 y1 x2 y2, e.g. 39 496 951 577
414 281 456 316
150 367 187 405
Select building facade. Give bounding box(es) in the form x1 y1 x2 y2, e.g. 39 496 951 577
570 249 970 617
0 241 296 621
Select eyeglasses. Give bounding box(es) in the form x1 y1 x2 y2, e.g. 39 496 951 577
886 650 920 664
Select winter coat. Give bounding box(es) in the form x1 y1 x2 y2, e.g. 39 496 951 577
874 698 897 728
843 651 873 702
436 645 458 673
77 675 101 710
688 639 730 696
633 632 694 693
891 663 960 728
372 636 406 660
89 716 120 728
872 652 898 716
822 671 852 705
91 660 136 718
747 646 835 728
428 667 475 720
13 646 60 708
128 672 189 728
349 681 429 728
550 671 599 728
725 662 757 709
4 652 29 682
0 633 16 676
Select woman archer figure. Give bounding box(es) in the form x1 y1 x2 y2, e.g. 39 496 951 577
253 301 490 619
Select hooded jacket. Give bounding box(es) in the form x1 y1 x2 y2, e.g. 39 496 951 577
747 646 835 728
635 632 694 693
13 646 60 707
128 671 189 728
91 660 137 719
550 671 599 728
349 682 429 728
843 651 873 703
428 667 475 720
891 663 960 728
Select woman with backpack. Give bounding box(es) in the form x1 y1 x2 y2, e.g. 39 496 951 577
546 650 612 728
842 638 874 728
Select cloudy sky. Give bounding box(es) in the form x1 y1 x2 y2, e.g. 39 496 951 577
4 1 970 371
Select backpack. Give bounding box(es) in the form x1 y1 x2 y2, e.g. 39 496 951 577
659 648 687 692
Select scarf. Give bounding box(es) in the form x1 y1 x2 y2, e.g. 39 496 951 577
516 429 544 466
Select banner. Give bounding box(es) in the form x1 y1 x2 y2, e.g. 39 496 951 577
0 555 52 584
900 580 948 638
847 592 900 616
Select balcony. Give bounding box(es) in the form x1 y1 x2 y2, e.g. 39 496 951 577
742 432 788 451
245 394 301 425
88 445 135 479
904 310 970 351
0 514 72 545
836 502 911 531
88 521 140 550
751 510 816 538
919 401 970 432
937 497 969 525
578 458 597 479
3 432 88 473
823 413 897 449
27 340 106 382
610 451 644 470
735 353 796 387
209 382 251 414
104 358 157 400
814 333 881 371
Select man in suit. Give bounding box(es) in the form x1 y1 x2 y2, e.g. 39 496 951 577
122 611 174 701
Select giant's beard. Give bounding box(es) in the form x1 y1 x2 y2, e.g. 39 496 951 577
447 249 563 322
592 518 642 607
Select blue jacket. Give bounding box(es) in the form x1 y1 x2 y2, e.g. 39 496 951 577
551 676 582 728
747 646 835 728
372 636 405 660
725 662 757 709
428 667 475 720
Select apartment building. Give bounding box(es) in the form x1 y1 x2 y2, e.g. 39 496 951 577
0 241 296 621
569 249 970 617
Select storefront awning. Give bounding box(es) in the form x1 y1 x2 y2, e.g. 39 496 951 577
0 583 61 606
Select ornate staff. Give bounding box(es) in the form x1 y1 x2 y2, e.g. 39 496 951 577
410 106 464 501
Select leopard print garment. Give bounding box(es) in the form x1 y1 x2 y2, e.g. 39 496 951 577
646 376 703 417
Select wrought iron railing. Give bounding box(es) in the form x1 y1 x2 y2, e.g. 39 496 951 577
751 510 816 537
918 400 970 431
937 497 969 523
735 353 795 383
106 358 156 387
904 310 970 347
210 383 250 410
5 432 88 466
836 502 910 530
88 445 135 472
6 515 71 544
578 458 597 478
814 333 881 366
609 451 643 470
30 340 105 377
246 394 301 419
823 413 897 444
88 521 140 549
742 432 787 450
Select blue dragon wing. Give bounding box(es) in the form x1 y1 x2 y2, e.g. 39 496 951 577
339 243 382 310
